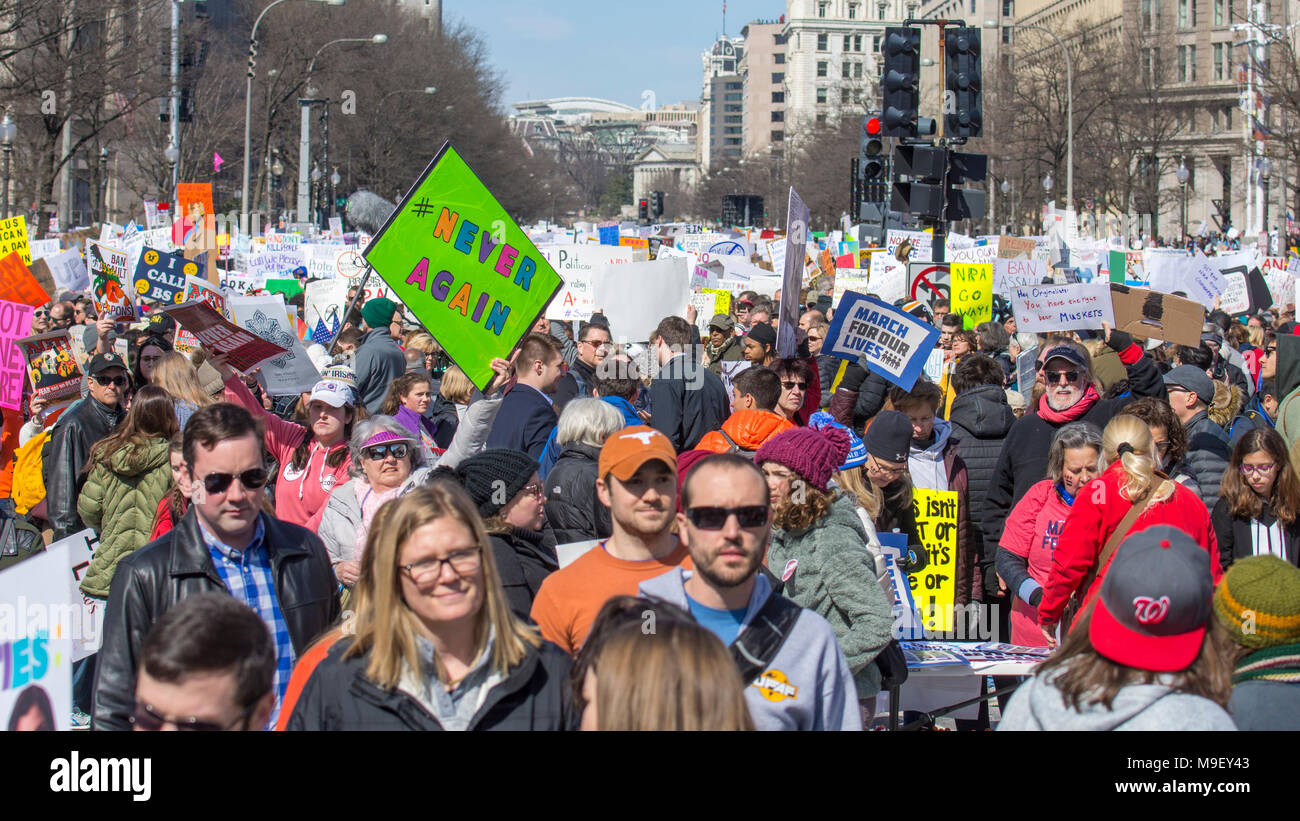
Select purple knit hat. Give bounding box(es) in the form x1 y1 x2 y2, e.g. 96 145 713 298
753 426 852 492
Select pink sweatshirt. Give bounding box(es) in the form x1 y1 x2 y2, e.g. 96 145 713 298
223 375 352 530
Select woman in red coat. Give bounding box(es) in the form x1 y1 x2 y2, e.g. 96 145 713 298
1038 414 1222 647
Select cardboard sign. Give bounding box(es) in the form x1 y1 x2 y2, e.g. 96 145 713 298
19 330 82 401
1108 284 1205 347
779 187 811 357
0 299 34 410
887 229 933 261
823 292 940 391
0 542 75 731
1017 346 1038 404
689 291 717 336
163 300 289 373
702 288 731 315
363 143 564 391
228 294 321 395
0 252 49 307
594 257 690 343
174 276 226 354
1010 282 1115 333
133 247 196 307
0 215 31 265
86 240 134 321
1180 252 1228 310
40 248 90 293
950 262 992 329
998 236 1035 260
908 488 959 633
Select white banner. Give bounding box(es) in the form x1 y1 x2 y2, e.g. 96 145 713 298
0 542 75 730
1010 282 1115 333
993 258 1049 296
593 257 690 342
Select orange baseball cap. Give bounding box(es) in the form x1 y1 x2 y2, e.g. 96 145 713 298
599 425 678 481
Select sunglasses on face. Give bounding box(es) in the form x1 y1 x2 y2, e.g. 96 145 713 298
686 505 769 529
131 699 250 731
781 380 807 390
92 374 128 387
1044 370 1080 384
363 443 409 461
32 308 48 318
196 468 269 495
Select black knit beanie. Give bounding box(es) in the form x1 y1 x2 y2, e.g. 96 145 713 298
453 449 538 518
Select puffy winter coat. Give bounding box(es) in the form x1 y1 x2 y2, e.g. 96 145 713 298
768 493 894 698
76 438 173 598
948 383 1018 599
543 442 612 545
1183 409 1231 511
353 327 407 413
319 468 433 570
695 409 795 455
490 526 559 620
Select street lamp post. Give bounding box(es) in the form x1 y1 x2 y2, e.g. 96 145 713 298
1000 178 1012 234
329 167 340 226
310 163 321 225
164 139 179 207
986 20 1072 211
1176 159 1189 241
99 147 109 224
242 0 346 236
1260 156 1273 241
0 110 15 220
271 154 284 226
1042 172 1053 231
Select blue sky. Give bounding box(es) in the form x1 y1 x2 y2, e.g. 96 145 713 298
450 0 784 111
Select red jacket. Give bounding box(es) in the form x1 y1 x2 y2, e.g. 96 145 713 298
1039 462 1222 628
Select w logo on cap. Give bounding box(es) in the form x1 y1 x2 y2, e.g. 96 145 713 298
1132 595 1171 625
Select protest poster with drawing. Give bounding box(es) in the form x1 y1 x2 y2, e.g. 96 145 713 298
86 240 134 322
0 542 75 730
18 330 82 401
227 293 322 395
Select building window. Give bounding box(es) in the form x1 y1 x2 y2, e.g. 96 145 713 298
1192 0 1198 25
817 33 828 51
725 137 741 145
775 52 785 64
1210 107 1220 130
849 2 859 18
854 34 863 51
816 112 827 126
772 72 784 83
818 2 828 17
725 115 742 124
1214 0 1224 24
1224 106 1232 128
873 34 881 52
772 110 785 122
723 59 734 71
726 81 742 90
1178 0 1188 27
842 61 851 79
817 87 828 104
852 88 863 103
772 91 785 103
724 127 741 134
772 130 785 142
1142 0 1160 30
854 62 863 79
725 104 742 112
970 0 976 12
844 35 852 52
818 61 828 77
725 92 742 101
1003 26 1011 44
1178 44 1196 81
841 88 851 104
775 33 786 45
1003 0 1013 15
1213 42 1224 79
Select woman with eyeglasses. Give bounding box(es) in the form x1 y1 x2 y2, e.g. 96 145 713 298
76 385 180 600
319 417 433 604
769 356 819 426
1212 428 1300 569
440 449 558 620
131 334 172 388
755 425 894 710
1037 415 1222 647
835 410 920 549
280 483 574 731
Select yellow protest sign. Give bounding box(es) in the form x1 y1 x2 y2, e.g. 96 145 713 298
950 262 991 329
908 488 958 632
0 216 31 265
702 288 730 315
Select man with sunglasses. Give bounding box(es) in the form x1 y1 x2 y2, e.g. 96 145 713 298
133 593 275 732
44 353 128 541
640 453 860 730
92 402 339 731
553 320 612 413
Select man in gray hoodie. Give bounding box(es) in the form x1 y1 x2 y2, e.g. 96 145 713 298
640 453 861 730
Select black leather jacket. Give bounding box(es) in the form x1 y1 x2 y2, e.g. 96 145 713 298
91 509 341 730
43 396 125 540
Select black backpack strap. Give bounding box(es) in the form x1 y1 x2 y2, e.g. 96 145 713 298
731 591 804 685
717 429 755 459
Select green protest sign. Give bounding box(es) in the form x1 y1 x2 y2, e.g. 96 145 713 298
364 142 563 390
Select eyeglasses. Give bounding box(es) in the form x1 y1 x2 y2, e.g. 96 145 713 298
1265 347 1278 356
686 505 769 529
363 443 409 461
867 456 906 478
196 468 269 495
781 380 808 391
1240 463 1277 476
91 374 128 387
521 481 545 499
130 699 252 732
400 546 481 583
1154 439 1170 455
580 338 612 350
32 308 48 318
808 335 823 342
1044 370 1080 385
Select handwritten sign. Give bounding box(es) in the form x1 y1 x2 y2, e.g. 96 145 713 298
0 215 31 265
909 488 959 633
19 330 82 401
0 299 34 410
998 236 1035 260
950 262 993 329
57 529 107 662
993 258 1049 296
163 300 289 373
1010 282 1115 333
86 241 134 321
702 287 731 315
824 292 940 391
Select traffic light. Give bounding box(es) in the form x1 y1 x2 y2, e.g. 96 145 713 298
638 198 649 220
859 115 889 206
882 27 936 139
947 151 987 220
945 27 982 138
891 145 946 219
651 191 664 219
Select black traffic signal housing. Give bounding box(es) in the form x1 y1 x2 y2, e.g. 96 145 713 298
650 191 664 219
859 115 889 205
638 198 649 220
947 151 987 220
882 28 936 139
945 27 982 138
891 145 947 219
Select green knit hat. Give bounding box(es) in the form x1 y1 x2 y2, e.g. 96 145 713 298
1212 555 1300 649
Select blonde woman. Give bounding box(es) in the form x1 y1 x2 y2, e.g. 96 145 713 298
151 351 215 429
279 483 575 730
581 618 754 731
430 364 474 448
1038 414 1223 646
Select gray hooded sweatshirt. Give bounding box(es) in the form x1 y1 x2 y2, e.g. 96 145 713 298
640 568 861 731
998 665 1237 731
908 417 954 492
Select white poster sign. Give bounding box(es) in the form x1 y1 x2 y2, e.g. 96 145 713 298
228 293 321 394
0 542 74 730
593 257 690 343
1010 282 1115 333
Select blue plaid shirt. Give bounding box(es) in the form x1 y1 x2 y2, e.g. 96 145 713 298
201 516 295 730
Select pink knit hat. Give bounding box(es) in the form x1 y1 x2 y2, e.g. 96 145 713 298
753 426 852 492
